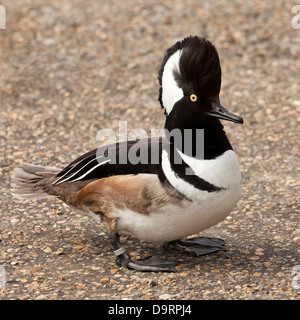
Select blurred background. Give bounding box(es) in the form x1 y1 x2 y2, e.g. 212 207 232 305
0 0 299 299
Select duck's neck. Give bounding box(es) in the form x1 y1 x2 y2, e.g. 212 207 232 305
164 117 232 160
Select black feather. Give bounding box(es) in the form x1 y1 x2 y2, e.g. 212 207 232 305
54 138 167 183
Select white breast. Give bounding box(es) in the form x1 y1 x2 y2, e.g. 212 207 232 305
177 149 241 190
114 150 242 243
116 185 241 243
162 149 241 200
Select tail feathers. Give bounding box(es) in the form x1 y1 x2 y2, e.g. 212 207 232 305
11 163 60 199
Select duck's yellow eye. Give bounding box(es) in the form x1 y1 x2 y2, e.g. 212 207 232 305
190 94 198 102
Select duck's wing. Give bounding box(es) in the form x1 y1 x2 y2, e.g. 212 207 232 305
52 137 168 185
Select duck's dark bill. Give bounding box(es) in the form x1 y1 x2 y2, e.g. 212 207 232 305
208 102 244 124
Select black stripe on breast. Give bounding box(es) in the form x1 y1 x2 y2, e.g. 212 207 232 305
168 148 223 193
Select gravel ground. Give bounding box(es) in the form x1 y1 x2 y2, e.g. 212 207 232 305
0 0 299 300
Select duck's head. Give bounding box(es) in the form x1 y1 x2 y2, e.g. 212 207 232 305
158 36 243 127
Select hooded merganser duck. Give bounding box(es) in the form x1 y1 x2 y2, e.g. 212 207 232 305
12 36 243 272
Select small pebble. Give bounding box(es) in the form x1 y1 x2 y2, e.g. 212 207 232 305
55 248 65 255
293 237 300 246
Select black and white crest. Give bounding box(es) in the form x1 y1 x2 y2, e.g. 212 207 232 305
158 36 222 115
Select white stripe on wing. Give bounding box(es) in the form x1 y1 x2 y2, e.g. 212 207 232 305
69 159 111 182
52 155 92 185
54 155 110 184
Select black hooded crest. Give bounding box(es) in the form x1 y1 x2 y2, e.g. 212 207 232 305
158 36 222 110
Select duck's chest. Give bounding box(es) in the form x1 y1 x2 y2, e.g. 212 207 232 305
116 150 242 243
162 149 242 200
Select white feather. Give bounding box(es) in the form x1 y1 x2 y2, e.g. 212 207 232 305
70 159 111 182
54 155 109 184
161 50 184 114
161 149 199 199
176 149 242 189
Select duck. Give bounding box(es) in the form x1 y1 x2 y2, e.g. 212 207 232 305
11 36 243 272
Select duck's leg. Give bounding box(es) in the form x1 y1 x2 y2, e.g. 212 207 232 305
163 236 226 256
109 232 177 272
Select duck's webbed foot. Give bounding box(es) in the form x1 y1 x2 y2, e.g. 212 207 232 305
109 233 177 272
164 236 226 256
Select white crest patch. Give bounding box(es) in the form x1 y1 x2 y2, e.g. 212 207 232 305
161 49 184 115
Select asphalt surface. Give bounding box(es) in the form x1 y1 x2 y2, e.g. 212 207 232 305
0 0 299 299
